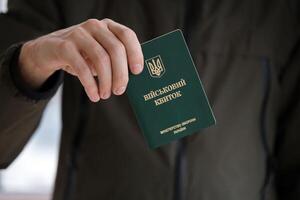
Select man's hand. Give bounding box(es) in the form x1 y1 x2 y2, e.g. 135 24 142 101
18 18 144 102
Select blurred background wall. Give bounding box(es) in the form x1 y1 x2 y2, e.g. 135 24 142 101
0 0 6 12
0 1 62 199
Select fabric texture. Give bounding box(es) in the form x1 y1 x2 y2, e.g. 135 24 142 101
0 0 299 200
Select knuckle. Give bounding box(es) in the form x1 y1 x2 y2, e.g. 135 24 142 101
76 26 85 34
102 18 113 24
96 20 106 29
91 47 107 66
110 42 125 57
84 19 106 31
97 20 107 29
119 27 136 39
59 40 74 51
70 27 85 39
92 55 102 67
77 65 89 77
98 51 110 65
85 18 100 27
90 45 101 56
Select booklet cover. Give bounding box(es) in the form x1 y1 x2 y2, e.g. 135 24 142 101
126 30 216 148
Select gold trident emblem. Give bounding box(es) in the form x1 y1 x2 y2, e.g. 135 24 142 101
146 55 166 78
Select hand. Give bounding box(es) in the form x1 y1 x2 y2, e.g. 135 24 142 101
19 18 144 102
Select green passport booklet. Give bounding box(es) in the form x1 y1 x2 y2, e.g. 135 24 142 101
126 30 216 148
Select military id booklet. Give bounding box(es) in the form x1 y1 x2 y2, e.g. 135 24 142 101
126 30 216 148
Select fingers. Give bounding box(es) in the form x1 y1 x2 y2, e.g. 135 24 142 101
22 18 143 102
62 65 77 76
82 54 97 76
57 18 143 101
86 20 129 96
71 28 112 99
58 40 100 102
106 19 144 75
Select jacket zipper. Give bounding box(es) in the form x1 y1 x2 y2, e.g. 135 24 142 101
64 90 89 200
259 57 273 200
173 0 199 199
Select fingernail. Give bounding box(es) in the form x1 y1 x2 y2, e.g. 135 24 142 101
114 86 126 95
132 64 143 74
101 92 110 100
92 94 100 102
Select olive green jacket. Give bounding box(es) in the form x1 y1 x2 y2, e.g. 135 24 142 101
0 0 299 200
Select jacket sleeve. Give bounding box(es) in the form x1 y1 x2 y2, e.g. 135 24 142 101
275 40 300 199
0 0 64 169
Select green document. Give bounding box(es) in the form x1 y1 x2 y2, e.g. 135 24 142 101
126 30 216 148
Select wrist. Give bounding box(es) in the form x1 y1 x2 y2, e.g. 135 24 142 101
18 41 55 90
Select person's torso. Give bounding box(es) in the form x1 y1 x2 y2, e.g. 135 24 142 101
52 0 298 199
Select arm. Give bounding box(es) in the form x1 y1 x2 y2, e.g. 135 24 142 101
0 0 63 168
0 1 144 168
